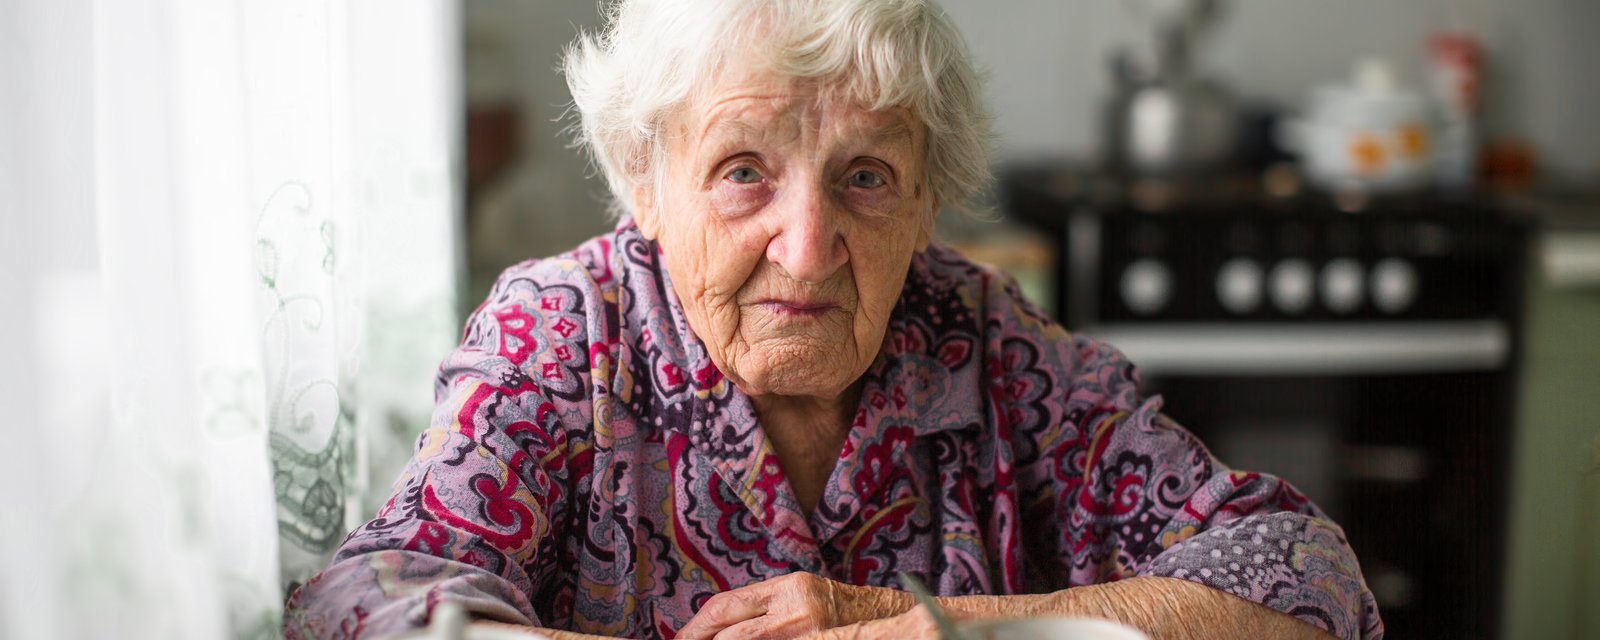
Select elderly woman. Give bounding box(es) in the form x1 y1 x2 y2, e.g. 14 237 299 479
285 0 1382 638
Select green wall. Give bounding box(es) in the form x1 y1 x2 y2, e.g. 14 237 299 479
1505 251 1600 639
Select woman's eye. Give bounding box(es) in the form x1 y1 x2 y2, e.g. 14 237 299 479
848 169 885 188
726 167 762 184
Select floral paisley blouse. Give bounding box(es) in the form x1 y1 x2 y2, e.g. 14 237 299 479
284 221 1383 640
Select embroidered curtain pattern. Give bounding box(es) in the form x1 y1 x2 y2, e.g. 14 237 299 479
0 1 461 637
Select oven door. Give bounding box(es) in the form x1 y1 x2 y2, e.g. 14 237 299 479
1084 320 1517 640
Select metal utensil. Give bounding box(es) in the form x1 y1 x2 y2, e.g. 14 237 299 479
1104 0 1239 178
897 572 968 640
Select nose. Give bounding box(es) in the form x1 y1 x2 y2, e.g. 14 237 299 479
765 183 847 284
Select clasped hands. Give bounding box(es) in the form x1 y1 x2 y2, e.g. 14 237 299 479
673 572 947 640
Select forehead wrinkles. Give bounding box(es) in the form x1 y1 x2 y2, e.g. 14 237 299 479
692 93 917 162
695 94 810 150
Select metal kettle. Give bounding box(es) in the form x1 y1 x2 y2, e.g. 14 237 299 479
1103 0 1239 178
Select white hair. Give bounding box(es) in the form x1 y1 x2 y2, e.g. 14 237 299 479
562 0 992 218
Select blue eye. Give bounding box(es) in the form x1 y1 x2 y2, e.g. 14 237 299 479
848 169 885 188
727 167 762 184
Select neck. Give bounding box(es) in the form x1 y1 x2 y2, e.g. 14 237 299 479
749 382 863 514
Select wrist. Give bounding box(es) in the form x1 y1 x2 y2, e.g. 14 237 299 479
931 592 1060 622
833 582 916 626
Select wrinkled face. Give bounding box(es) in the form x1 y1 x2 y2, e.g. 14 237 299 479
633 60 935 402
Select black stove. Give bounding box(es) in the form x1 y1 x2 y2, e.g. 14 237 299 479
1003 164 1532 639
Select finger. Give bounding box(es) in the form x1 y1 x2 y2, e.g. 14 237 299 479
677 591 769 640
712 604 833 640
712 615 780 640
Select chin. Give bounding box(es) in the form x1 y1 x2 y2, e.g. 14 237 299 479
733 353 860 400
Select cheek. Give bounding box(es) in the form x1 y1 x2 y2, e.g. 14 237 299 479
846 221 920 318
664 210 767 320
702 218 768 289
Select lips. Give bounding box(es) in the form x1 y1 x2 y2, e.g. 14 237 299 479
756 299 837 317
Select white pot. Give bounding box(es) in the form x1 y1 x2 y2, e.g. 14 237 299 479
1280 59 1440 195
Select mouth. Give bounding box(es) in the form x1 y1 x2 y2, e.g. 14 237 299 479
756 299 838 318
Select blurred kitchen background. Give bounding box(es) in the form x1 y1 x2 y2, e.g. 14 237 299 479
459 0 1600 638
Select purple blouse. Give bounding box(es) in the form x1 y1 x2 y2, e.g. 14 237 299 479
284 222 1383 639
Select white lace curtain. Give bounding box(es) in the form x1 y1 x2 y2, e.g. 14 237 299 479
0 1 461 637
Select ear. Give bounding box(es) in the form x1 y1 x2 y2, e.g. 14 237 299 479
631 185 660 240
913 199 939 252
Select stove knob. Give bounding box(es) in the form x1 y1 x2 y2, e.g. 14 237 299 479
1371 258 1418 314
1120 258 1173 315
1269 259 1315 314
1216 258 1263 314
1320 258 1364 314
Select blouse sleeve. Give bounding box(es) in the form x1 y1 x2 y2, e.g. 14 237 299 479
993 281 1383 639
283 265 581 639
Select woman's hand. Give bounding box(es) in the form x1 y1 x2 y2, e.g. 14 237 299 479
674 572 914 640
676 574 1335 640
798 605 943 640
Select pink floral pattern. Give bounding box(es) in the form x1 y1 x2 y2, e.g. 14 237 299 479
284 222 1383 639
